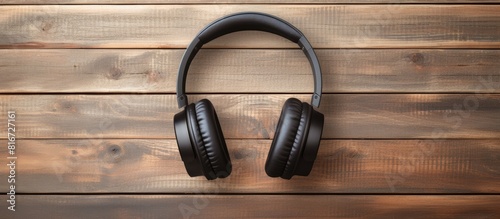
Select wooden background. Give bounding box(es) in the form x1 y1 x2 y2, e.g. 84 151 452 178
1 1 500 218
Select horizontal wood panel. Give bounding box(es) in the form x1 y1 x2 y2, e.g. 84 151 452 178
1 94 499 139
2 195 499 218
1 49 500 93
0 139 498 193
3 0 500 4
1 5 500 49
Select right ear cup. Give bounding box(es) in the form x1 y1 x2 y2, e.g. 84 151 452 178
265 98 303 178
265 98 324 179
174 99 231 180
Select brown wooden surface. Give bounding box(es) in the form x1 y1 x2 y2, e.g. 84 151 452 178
3 0 500 4
0 94 499 139
0 1 499 218
0 139 498 193
1 49 500 93
1 5 500 49
2 195 499 219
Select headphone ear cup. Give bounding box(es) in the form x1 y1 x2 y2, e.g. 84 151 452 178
281 102 311 179
265 98 303 178
186 102 216 179
174 99 232 180
265 98 323 179
193 99 232 179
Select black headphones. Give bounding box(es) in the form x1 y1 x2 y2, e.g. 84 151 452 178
174 12 324 180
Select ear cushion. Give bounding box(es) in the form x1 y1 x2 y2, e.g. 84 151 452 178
265 98 303 178
186 103 215 179
282 102 311 179
194 99 231 178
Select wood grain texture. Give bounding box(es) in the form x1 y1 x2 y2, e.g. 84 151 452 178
0 0 498 217
2 195 499 218
2 0 500 4
0 139 498 193
1 5 500 49
1 94 499 139
1 49 500 93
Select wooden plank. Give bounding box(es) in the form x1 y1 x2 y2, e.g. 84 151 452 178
2 195 499 218
0 139 498 193
1 94 499 139
2 0 500 4
1 49 500 93
1 5 500 49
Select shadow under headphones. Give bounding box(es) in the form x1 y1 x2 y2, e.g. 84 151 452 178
174 12 324 180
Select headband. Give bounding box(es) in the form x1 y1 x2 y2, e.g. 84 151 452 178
176 12 323 108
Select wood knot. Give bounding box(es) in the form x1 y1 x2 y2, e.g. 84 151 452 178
53 100 78 113
108 145 121 157
146 70 163 83
41 22 53 32
233 148 257 160
100 144 123 164
107 67 123 80
240 116 270 139
409 53 425 65
34 15 56 33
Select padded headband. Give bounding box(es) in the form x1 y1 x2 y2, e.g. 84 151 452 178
176 12 323 108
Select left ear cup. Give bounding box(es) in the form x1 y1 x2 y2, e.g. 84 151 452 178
265 98 324 179
174 99 231 180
